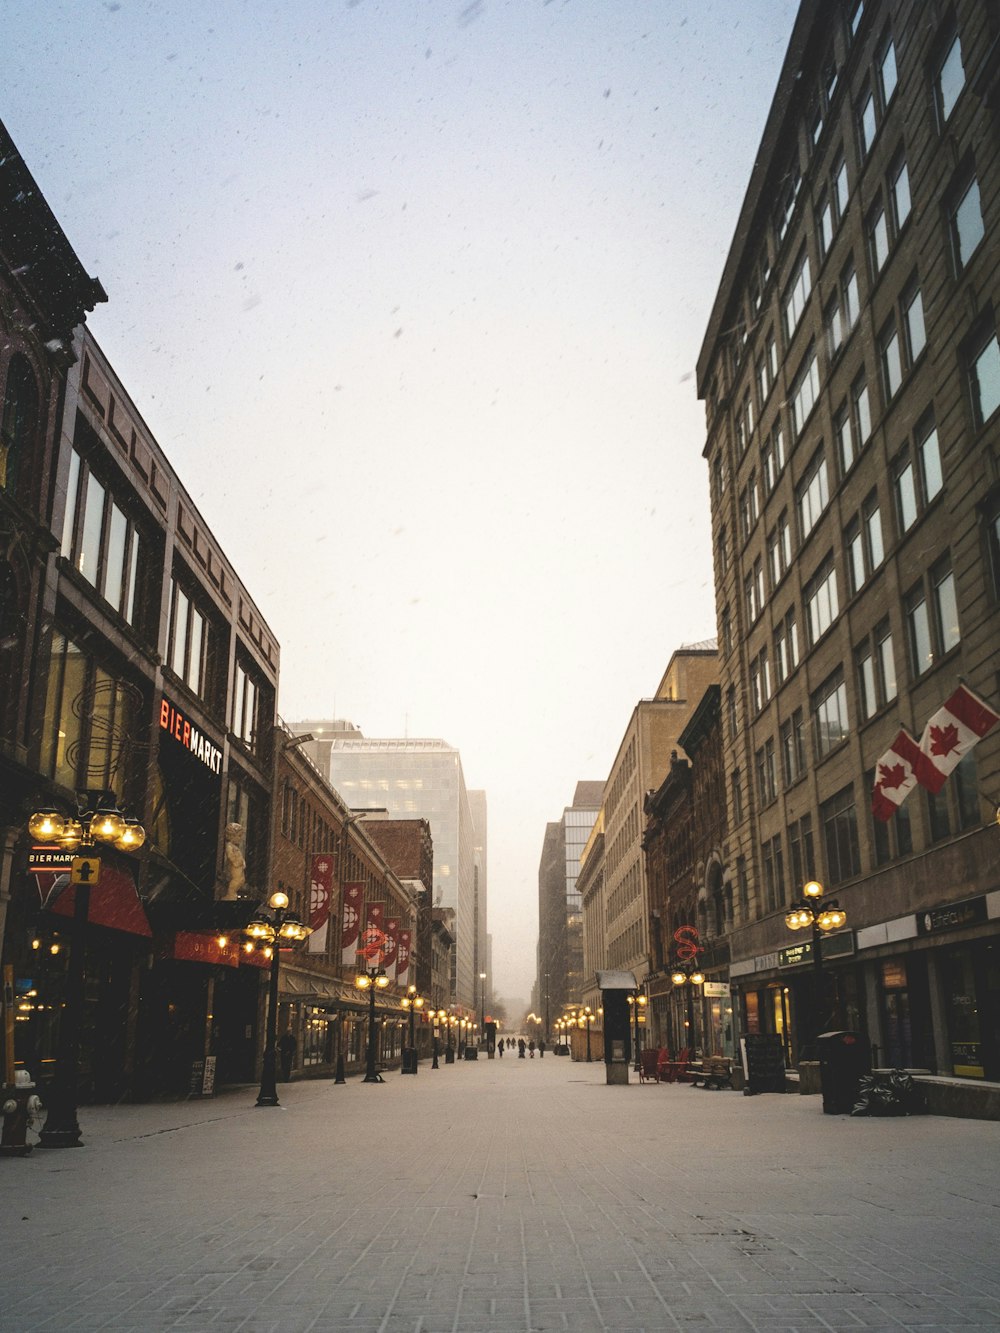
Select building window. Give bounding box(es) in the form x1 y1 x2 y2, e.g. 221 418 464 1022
168 578 211 700
731 769 743 824
970 330 1000 427
821 785 861 885
40 632 141 801
775 158 802 249
826 292 845 360
755 739 777 805
903 284 926 363
935 29 965 126
767 511 790 588
984 490 1000 600
750 646 771 714
846 520 865 596
879 318 903 400
868 202 889 276
852 372 872 447
834 402 855 476
878 38 898 105
791 347 820 438
727 685 739 739
917 416 943 502
864 491 885 572
774 606 800 684
761 834 784 912
59 447 145 632
780 708 806 786
875 618 897 704
813 669 849 757
905 583 933 676
805 555 839 645
232 658 262 753
818 191 834 258
856 641 877 720
783 250 812 339
931 555 960 655
788 813 816 888
859 88 878 158
951 176 984 271
890 154 911 232
871 766 912 865
721 604 733 657
894 453 918 533
739 472 759 541
796 448 829 541
716 525 729 577
833 155 849 221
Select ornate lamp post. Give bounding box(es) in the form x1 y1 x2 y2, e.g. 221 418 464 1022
355 963 390 1083
785 879 848 1052
400 984 424 1074
432 1008 446 1069
479 970 487 1046
244 891 313 1107
27 791 145 1149
579 1005 594 1062
627 990 648 1072
671 961 705 1053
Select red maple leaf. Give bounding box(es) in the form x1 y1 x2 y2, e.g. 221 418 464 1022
929 722 960 757
876 762 906 790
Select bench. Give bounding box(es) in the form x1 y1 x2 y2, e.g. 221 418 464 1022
688 1056 733 1090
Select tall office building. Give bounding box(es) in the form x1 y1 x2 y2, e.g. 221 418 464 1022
697 0 1000 1078
536 781 604 1027
293 724 481 1009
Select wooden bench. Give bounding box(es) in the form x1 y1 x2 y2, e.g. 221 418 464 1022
688 1055 733 1090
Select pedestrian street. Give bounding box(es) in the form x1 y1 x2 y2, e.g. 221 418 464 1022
1 1054 998 1333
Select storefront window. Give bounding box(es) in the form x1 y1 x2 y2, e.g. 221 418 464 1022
942 947 984 1078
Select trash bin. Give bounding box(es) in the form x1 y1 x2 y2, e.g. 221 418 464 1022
464 1045 478 1060
401 1048 418 1075
817 1030 871 1115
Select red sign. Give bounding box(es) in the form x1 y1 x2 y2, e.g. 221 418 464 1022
161 931 241 967
673 925 702 960
382 917 399 970
360 902 386 961
396 929 411 982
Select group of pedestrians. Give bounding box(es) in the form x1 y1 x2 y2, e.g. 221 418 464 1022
496 1035 545 1059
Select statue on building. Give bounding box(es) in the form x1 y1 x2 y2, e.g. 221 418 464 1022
221 822 246 899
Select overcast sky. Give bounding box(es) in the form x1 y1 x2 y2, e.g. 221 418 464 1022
7 0 799 1007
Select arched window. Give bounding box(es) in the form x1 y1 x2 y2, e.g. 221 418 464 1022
0 354 39 496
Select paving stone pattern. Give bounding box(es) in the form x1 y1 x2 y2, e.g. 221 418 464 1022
1 1055 998 1332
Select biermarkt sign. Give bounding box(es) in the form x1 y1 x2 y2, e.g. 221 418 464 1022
778 931 854 968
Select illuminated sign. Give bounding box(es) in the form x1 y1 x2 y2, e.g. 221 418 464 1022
159 697 222 774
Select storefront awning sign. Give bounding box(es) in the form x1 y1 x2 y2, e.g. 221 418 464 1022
35 863 152 938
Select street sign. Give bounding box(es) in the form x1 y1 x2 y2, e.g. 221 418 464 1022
70 856 101 886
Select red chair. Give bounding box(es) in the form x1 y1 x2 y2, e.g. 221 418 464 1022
660 1047 691 1082
638 1049 661 1083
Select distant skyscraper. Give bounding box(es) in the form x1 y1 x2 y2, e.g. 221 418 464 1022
537 781 604 1029
292 723 481 1008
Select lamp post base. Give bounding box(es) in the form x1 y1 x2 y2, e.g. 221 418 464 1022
363 1071 384 1084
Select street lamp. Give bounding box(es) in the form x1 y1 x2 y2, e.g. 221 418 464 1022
432 1008 446 1069
400 984 424 1074
627 990 648 1072
27 790 145 1149
479 971 487 1046
579 1005 594 1062
245 891 313 1106
785 879 848 1051
355 963 390 1083
671 962 704 1053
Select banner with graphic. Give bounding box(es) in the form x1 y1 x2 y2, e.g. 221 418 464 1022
382 916 399 972
307 853 334 953
340 882 364 966
359 901 386 962
396 929 412 983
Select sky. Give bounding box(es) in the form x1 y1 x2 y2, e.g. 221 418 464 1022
6 0 799 1007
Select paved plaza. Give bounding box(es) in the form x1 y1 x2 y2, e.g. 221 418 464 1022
1 1053 998 1333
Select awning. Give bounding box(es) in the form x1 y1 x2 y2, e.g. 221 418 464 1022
157 931 242 967
595 969 641 991
35 866 152 939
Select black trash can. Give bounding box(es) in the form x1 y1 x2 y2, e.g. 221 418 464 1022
464 1045 479 1060
401 1048 418 1075
817 1030 871 1114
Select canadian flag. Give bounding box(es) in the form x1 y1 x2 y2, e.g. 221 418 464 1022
871 729 939 821
918 684 1000 792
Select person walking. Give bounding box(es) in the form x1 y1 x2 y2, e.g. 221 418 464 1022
528 1039 535 1058
518 1038 526 1058
498 1039 504 1058
539 1039 546 1059
278 1030 296 1082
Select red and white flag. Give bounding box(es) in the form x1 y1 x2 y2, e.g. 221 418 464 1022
382 917 399 971
871 729 938 821
396 929 411 983
359 902 386 962
340 882 364 966
919 684 1000 793
307 854 334 953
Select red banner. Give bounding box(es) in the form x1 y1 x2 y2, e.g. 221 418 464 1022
382 917 399 971
359 901 386 962
341 881 364 966
308 853 334 953
161 931 241 967
396 929 411 983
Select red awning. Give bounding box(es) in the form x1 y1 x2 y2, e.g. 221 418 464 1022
35 864 153 938
159 931 242 967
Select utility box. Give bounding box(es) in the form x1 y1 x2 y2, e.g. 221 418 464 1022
817 1030 871 1114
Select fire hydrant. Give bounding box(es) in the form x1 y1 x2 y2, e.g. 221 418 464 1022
1 1071 42 1157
